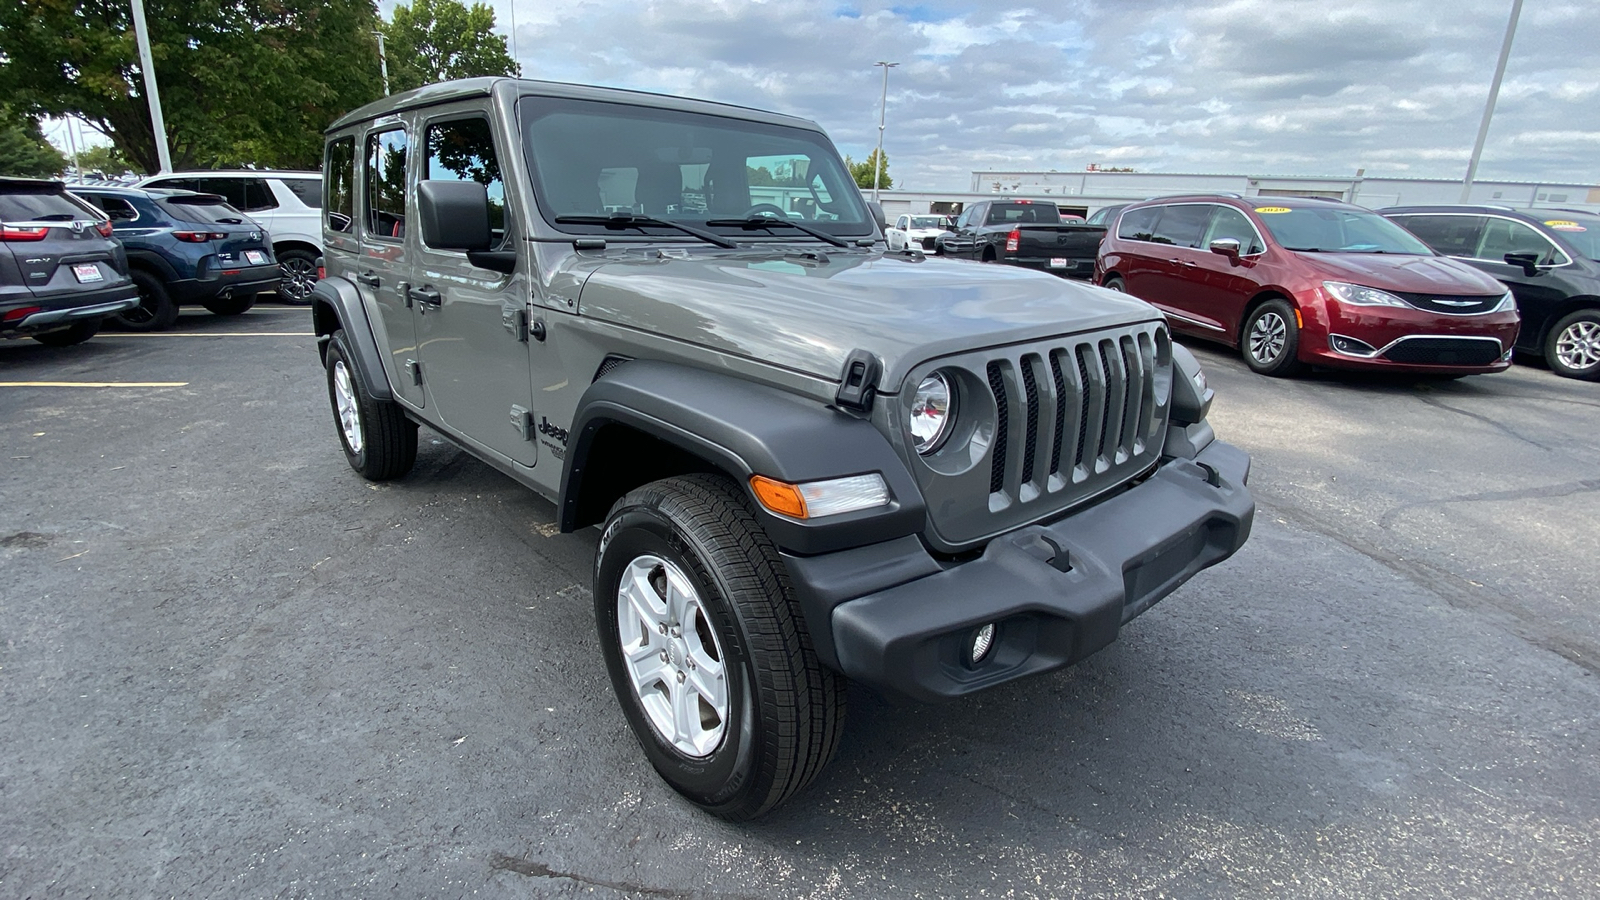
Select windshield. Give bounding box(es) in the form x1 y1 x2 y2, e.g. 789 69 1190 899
518 97 871 238
1255 205 1433 254
1536 212 1600 261
908 216 943 229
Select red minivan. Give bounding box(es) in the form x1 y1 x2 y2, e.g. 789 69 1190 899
1094 195 1520 377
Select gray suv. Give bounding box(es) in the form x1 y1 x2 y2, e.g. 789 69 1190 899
310 78 1255 819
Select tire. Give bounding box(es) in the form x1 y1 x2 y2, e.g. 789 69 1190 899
31 319 100 347
1102 276 1126 293
114 270 179 332
595 474 845 821
324 329 417 480
1543 310 1600 380
203 293 256 316
1241 298 1305 377
276 249 320 306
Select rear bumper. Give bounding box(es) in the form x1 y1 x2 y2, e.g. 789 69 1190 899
3 285 139 337
789 439 1254 703
1005 255 1097 279
168 264 282 303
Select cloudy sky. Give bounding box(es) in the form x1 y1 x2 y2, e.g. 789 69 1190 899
479 0 1598 191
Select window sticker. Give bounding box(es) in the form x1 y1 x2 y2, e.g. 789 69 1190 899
1544 220 1587 232
1254 206 1292 214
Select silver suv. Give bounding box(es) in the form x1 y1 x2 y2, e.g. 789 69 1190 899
310 77 1255 819
138 170 323 303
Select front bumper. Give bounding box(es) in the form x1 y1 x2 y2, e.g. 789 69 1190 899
792 440 1253 703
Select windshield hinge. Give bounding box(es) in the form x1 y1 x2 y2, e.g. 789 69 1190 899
834 349 881 412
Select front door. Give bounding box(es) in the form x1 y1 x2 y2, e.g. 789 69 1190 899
358 120 425 408
412 110 538 466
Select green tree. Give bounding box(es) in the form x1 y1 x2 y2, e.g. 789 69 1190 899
381 0 520 93
75 143 135 175
0 107 67 178
0 1 384 173
844 149 892 190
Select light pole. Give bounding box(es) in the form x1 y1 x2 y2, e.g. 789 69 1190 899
130 0 173 173
374 30 391 96
872 61 898 202
1460 0 1524 203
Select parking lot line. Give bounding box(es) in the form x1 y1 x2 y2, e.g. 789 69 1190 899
0 381 190 388
96 332 313 337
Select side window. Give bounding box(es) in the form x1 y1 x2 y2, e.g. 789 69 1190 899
896 215 909 230
365 127 409 240
1204 207 1263 254
424 117 505 245
1117 206 1161 242
149 177 199 193
1393 215 1481 257
197 178 248 210
1150 204 1213 248
86 195 139 222
242 179 278 212
1478 218 1568 265
280 178 323 209
324 138 356 233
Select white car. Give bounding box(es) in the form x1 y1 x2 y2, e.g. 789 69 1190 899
885 213 952 252
136 171 323 304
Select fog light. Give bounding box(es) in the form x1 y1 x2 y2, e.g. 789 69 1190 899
967 623 996 666
1329 334 1377 357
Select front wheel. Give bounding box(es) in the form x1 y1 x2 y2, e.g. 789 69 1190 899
1241 299 1305 377
324 329 417 480
595 474 845 821
1545 310 1600 380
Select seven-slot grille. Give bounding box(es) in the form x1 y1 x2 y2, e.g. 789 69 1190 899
983 324 1168 510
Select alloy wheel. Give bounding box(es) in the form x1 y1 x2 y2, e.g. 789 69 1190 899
332 360 363 454
1249 312 1288 365
280 257 318 303
1555 320 1600 372
615 554 728 758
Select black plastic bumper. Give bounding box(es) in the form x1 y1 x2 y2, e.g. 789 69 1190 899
805 440 1253 703
169 264 281 304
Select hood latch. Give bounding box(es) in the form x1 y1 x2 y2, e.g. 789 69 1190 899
834 349 882 412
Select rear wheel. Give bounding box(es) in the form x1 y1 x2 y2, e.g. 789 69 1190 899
595 474 845 821
113 270 179 332
1241 299 1305 377
1102 276 1126 293
276 249 319 305
324 329 417 480
203 294 255 316
31 319 100 347
1544 310 1600 380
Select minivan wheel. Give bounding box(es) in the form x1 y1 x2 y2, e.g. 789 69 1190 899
1545 310 1600 380
1241 299 1305 377
1102 276 1126 293
114 270 179 332
324 329 417 480
276 250 320 305
594 474 845 821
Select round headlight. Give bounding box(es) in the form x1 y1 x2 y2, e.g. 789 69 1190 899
909 372 956 455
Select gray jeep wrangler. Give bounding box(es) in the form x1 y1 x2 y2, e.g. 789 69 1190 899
310 77 1255 820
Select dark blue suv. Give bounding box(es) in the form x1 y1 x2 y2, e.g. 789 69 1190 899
72 187 280 331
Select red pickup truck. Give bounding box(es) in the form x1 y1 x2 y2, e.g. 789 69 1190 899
934 199 1106 279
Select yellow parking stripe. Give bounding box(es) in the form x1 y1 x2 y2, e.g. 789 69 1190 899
98 332 313 337
0 381 190 388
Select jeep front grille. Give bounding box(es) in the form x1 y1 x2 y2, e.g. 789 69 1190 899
908 321 1173 550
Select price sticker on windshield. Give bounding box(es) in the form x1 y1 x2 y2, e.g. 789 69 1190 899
1254 206 1292 214
1545 220 1587 232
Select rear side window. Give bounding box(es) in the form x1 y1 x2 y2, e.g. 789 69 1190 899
1391 215 1481 257
365 128 409 240
1116 206 1160 241
84 194 140 222
1151 204 1213 248
280 178 322 209
424 117 505 244
0 189 99 221
325 138 356 233
159 197 248 224
1478 218 1568 265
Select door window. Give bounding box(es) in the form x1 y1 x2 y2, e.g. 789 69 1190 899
1391 215 1481 257
896 215 909 230
1477 218 1569 265
325 137 356 233
1117 206 1160 242
365 128 409 241
1202 206 1262 253
281 178 323 209
1150 204 1213 248
85 194 140 223
196 178 277 212
424 117 506 245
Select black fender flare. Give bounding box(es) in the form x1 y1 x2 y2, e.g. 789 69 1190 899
309 276 393 401
123 249 181 283
560 360 926 556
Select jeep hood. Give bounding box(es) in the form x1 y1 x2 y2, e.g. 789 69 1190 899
575 251 1161 391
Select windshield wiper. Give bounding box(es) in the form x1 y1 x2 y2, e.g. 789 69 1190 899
216 217 244 224
34 214 77 221
705 215 850 248
555 213 740 249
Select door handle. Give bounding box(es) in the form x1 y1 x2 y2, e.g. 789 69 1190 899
408 285 442 309
356 271 379 288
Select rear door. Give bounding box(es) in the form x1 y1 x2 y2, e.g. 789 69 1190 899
1141 203 1215 317
358 119 426 408
412 109 537 466
1112 205 1166 298
0 183 126 312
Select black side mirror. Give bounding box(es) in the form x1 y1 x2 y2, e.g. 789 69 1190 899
1503 252 1541 277
1209 238 1242 263
865 200 888 233
418 180 491 251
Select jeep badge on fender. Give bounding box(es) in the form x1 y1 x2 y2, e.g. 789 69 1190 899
309 77 1255 821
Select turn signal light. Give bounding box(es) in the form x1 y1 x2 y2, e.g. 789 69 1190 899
1005 227 1020 252
749 473 892 521
750 476 807 519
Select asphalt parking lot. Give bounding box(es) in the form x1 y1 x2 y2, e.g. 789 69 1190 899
3 307 1598 898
